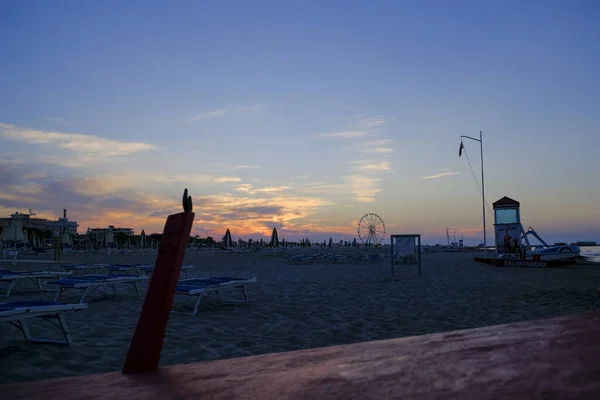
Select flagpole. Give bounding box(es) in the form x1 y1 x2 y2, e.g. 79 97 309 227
460 131 487 257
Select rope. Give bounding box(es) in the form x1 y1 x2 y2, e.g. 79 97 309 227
462 146 494 218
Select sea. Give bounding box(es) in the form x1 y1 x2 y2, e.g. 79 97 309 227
581 246 600 263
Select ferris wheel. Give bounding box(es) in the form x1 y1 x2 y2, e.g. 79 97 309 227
357 213 386 246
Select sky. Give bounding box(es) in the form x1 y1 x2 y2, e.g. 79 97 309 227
1 0 599 245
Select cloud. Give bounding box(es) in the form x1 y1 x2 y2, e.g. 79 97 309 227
0 123 158 156
187 108 229 122
343 175 383 202
348 160 393 172
187 104 265 123
356 117 386 129
315 114 394 202
0 156 349 241
235 165 262 169
214 176 241 183
233 184 288 195
319 130 370 139
360 146 394 154
420 171 460 180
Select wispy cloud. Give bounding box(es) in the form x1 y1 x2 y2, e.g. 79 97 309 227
187 108 229 122
357 117 386 129
214 176 241 183
234 184 288 195
343 175 383 202
317 115 395 202
0 123 158 156
187 104 265 123
235 165 262 169
420 170 460 179
319 130 370 139
348 160 393 172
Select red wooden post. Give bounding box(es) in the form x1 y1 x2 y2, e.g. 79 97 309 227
123 190 194 374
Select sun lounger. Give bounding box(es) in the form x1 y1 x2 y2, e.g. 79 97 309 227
0 300 87 345
103 264 193 278
175 276 258 315
60 264 194 278
46 274 148 303
0 269 72 296
60 263 117 275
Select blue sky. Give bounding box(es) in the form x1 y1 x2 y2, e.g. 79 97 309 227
1 0 599 244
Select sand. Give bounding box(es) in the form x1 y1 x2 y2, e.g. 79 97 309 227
1 249 599 384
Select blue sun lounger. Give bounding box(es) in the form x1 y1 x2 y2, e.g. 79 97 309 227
174 276 258 315
103 264 193 278
46 274 148 303
0 268 72 296
0 300 87 345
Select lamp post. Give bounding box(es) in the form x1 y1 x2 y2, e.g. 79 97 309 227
459 131 487 256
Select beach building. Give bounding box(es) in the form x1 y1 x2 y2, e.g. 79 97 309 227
0 211 49 231
46 210 79 235
86 226 135 245
86 226 135 237
0 210 79 235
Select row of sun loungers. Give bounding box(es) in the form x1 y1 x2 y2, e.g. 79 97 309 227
286 252 385 265
2 263 259 345
60 263 193 278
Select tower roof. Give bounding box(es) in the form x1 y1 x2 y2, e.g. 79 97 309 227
493 196 520 208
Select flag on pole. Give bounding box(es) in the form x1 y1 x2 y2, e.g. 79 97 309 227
459 141 464 157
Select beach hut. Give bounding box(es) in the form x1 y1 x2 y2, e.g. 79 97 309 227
270 227 279 247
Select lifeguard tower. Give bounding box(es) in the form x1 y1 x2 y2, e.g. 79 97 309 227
493 196 523 257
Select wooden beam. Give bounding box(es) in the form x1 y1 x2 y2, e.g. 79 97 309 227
122 210 195 374
4 312 600 399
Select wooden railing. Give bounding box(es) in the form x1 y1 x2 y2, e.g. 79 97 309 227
3 312 600 399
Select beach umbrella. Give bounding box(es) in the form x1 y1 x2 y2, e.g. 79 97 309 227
105 228 114 245
0 223 9 243
2 217 25 244
223 228 233 247
140 230 146 248
270 227 279 247
61 230 72 246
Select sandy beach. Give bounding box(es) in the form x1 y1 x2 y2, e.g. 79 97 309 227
1 250 599 384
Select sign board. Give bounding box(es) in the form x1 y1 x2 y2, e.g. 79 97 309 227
390 234 422 277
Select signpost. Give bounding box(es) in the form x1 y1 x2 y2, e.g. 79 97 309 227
390 234 422 278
